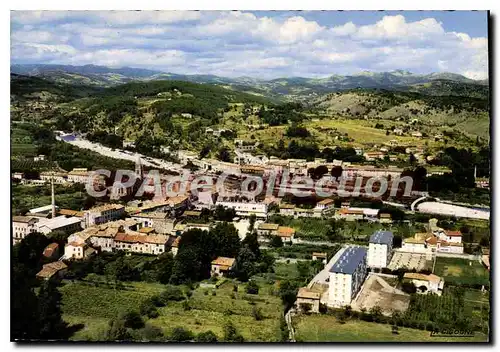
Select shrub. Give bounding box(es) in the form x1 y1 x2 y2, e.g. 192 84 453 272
140 324 164 341
150 295 166 307
122 310 145 330
252 306 263 321
160 285 185 302
169 327 194 342
140 299 159 319
195 330 218 342
245 281 259 295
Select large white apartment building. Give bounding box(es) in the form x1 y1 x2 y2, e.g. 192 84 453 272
328 246 368 308
367 230 394 268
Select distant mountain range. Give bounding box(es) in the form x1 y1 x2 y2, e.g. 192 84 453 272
10 64 489 100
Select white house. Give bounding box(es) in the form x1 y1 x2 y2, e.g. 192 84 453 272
367 230 394 269
12 216 39 245
404 273 444 296
328 246 368 308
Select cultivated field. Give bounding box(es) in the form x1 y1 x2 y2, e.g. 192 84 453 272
60 276 284 342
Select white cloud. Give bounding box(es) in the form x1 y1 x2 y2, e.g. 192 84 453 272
10 11 489 80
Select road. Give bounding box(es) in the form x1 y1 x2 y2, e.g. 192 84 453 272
307 245 347 288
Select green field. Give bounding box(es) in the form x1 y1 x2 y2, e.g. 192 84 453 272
293 315 488 342
434 258 490 286
60 277 284 342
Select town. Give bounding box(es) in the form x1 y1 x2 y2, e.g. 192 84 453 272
10 9 490 344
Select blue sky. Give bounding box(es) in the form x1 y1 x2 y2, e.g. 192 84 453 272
10 10 489 79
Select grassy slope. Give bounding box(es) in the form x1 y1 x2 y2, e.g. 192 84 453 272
294 315 488 342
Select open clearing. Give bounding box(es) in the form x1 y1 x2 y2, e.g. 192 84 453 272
352 274 410 315
433 258 489 286
293 315 488 342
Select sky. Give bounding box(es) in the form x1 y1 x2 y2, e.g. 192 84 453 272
10 10 489 79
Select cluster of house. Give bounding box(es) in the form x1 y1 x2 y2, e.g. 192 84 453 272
401 219 464 254
12 203 127 245
278 200 392 223
295 230 446 313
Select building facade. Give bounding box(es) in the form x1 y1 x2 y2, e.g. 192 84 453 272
328 246 368 308
367 230 394 268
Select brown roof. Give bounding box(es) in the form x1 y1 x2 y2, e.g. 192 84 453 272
258 223 279 231
297 287 321 300
339 208 364 215
36 261 68 279
445 230 462 237
379 213 392 218
114 232 167 245
404 273 442 283
43 243 59 257
58 209 79 217
172 236 181 248
12 215 38 223
277 226 295 238
211 256 236 268
404 238 425 244
312 252 327 258
138 227 155 234
317 199 334 205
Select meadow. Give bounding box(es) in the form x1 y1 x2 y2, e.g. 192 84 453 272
293 315 488 342
433 257 490 287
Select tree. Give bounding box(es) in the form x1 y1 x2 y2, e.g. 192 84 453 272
155 252 174 284
248 214 257 232
217 147 231 162
37 281 69 339
196 330 218 342
369 305 383 322
241 231 260 258
211 222 241 258
269 235 283 248
279 280 298 309
331 166 343 178
234 246 257 281
401 281 417 294
122 310 145 330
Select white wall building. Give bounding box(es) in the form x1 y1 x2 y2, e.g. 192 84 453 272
215 200 268 218
36 216 82 235
12 216 39 244
83 204 125 227
367 230 394 268
328 246 368 308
